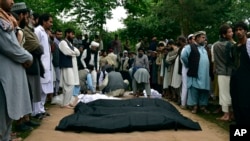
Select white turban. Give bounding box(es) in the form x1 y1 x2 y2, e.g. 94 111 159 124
90 41 99 47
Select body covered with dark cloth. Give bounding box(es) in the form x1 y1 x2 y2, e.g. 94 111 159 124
55 98 201 133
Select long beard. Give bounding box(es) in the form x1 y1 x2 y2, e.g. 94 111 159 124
19 18 26 29
91 49 97 54
67 37 73 43
138 54 143 58
199 42 205 46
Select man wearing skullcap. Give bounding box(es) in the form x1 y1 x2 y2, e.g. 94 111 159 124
80 41 100 92
181 31 211 114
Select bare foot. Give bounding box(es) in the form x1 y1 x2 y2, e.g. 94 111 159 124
216 114 231 121
60 105 74 109
11 137 23 141
191 106 198 114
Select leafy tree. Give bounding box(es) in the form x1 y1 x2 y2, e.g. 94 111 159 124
14 0 72 14
70 0 121 35
122 0 250 44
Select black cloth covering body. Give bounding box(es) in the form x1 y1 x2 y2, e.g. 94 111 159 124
56 98 201 133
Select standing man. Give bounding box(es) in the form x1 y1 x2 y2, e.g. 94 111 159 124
230 21 250 125
181 31 210 114
111 34 122 55
59 28 80 108
53 29 63 96
0 0 33 140
82 34 90 50
213 24 234 121
20 4 44 127
33 13 54 117
106 48 118 70
81 41 100 93
166 39 179 101
187 34 195 44
180 35 191 108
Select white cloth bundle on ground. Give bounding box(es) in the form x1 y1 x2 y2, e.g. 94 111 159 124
143 89 162 98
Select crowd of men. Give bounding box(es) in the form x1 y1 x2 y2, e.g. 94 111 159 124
1 1 250 141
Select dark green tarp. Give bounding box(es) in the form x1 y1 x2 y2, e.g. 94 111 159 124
55 98 201 133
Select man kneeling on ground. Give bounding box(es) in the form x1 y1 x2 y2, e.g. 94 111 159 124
99 65 129 97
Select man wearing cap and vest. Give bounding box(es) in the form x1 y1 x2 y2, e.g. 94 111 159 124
181 31 210 114
80 41 100 93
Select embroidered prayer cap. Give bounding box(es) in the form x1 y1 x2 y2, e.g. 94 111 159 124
11 2 29 13
188 34 194 39
90 41 99 47
193 31 206 37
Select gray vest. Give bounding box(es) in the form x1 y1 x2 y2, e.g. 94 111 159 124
105 71 124 93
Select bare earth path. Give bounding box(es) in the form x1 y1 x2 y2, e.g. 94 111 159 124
25 98 229 141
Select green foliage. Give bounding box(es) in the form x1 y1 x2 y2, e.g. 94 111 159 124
123 0 151 17
14 0 72 14
70 0 120 35
12 0 250 45
14 0 74 34
122 0 250 44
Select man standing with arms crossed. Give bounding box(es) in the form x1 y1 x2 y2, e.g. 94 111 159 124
0 0 33 140
59 28 80 108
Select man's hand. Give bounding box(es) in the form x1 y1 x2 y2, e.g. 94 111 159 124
22 60 33 68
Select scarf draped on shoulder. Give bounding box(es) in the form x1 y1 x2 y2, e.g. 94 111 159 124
0 8 18 30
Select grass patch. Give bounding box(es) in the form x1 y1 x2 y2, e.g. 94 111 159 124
12 119 40 139
196 99 231 131
197 111 231 131
11 102 54 140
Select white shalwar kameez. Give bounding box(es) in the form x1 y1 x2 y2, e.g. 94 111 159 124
33 25 54 116
59 40 80 106
180 48 188 106
81 50 100 92
171 55 182 89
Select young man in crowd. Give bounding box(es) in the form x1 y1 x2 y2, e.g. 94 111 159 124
59 28 80 108
230 21 250 125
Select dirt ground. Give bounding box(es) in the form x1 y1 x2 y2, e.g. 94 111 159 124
25 96 229 141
